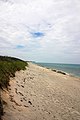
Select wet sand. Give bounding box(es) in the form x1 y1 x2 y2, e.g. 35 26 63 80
2 62 80 120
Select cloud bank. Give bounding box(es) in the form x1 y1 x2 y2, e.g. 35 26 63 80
0 0 80 63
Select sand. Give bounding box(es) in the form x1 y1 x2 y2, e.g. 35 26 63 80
2 62 80 120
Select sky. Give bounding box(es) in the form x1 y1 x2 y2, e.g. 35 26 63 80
0 0 80 63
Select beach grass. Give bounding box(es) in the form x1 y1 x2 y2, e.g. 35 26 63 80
0 56 28 88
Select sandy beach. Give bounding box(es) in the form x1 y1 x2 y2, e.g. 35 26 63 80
2 62 80 120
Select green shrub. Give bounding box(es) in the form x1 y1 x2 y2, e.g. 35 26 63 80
0 56 28 88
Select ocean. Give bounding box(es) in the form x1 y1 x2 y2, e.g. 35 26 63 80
36 63 80 78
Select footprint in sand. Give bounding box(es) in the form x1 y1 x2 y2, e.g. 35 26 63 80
18 92 24 96
23 78 26 82
21 85 24 88
15 88 18 94
23 97 27 101
28 101 32 105
11 98 22 106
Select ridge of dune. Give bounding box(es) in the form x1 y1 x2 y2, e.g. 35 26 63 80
2 62 80 120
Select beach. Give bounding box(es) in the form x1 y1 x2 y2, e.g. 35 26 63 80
2 62 80 120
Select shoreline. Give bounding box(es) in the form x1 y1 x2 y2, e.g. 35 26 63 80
2 62 80 120
35 63 80 79
32 63 80 79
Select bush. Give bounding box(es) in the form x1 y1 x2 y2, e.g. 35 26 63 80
0 56 28 88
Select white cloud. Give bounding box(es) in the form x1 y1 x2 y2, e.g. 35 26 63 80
0 0 80 63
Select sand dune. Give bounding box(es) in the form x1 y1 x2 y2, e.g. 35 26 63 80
2 62 80 120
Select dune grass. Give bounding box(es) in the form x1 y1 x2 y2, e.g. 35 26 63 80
0 56 28 88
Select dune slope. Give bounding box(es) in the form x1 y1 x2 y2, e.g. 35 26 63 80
2 62 80 120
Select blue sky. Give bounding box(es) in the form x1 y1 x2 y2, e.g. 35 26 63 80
31 32 44 38
16 45 25 49
0 0 80 63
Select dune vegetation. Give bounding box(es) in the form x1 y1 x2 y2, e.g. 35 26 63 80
0 56 28 89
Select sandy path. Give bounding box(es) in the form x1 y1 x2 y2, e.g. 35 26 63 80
2 62 80 120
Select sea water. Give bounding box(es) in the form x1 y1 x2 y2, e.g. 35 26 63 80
36 63 80 78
